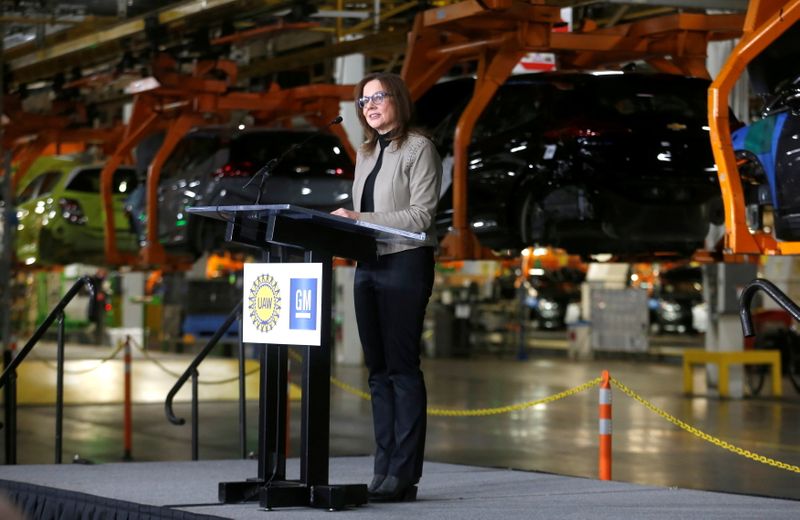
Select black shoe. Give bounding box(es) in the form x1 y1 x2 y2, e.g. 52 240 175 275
368 474 386 493
368 475 417 502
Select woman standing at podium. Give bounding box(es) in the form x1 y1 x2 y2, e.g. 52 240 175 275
332 72 442 502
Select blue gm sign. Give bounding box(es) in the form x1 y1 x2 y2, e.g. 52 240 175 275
290 278 318 330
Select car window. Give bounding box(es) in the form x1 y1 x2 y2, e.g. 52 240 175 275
415 79 474 134
112 168 139 194
18 170 61 202
66 168 101 192
589 79 707 121
474 84 548 139
414 79 479 151
231 133 352 170
65 167 137 194
37 171 62 197
17 176 44 203
161 134 223 181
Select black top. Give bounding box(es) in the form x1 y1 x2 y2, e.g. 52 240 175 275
360 133 392 213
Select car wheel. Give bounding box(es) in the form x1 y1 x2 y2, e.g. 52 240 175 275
736 153 768 231
519 192 546 246
786 331 800 394
649 322 662 335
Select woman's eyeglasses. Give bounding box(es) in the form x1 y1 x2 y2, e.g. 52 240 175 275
357 91 392 108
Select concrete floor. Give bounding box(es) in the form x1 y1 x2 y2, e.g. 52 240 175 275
3 333 800 504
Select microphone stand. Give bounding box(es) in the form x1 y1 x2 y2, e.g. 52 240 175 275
244 116 344 205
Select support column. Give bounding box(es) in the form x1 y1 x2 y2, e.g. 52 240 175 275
334 46 365 153
0 26 13 363
703 262 758 398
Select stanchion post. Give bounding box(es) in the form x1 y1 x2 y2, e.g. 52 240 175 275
123 336 133 461
599 370 612 480
286 354 291 459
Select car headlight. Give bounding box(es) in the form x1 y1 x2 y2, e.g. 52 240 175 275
659 300 681 312
59 198 88 225
539 299 559 310
538 298 561 317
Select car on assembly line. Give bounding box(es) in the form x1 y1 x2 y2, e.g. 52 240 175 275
15 156 138 266
524 267 585 330
154 126 355 258
648 265 704 335
414 71 726 259
732 73 800 241
731 25 800 242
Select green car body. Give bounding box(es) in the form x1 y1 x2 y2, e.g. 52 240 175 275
15 156 139 266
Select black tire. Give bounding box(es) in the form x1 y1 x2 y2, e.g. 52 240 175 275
519 192 546 246
786 331 800 394
746 330 780 397
747 329 798 396
745 364 767 396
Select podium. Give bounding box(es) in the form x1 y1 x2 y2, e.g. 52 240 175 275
186 204 426 510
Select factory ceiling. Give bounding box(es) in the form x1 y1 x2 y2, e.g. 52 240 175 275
0 0 749 118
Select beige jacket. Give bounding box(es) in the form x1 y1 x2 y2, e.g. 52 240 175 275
353 132 442 256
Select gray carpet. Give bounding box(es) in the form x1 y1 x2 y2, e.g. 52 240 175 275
0 457 797 519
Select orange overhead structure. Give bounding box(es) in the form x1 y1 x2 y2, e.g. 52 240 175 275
1 92 119 190
2 91 123 190
100 54 355 269
2 94 73 148
9 126 124 190
709 0 800 256
210 21 320 46
402 0 744 261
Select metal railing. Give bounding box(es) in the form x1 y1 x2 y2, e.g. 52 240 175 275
164 300 247 461
0 275 96 464
739 278 800 337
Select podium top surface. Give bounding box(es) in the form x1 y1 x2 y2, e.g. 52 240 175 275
187 204 426 244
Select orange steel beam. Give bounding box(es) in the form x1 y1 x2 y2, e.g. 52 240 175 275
441 39 527 260
100 103 163 267
140 112 207 267
210 21 320 46
9 126 123 190
101 55 356 269
558 12 743 77
403 1 745 260
10 139 48 190
709 0 800 256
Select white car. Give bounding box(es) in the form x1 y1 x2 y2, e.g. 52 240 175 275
692 301 708 334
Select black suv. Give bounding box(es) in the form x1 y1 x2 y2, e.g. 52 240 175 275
416 71 724 259
155 126 354 257
525 267 585 330
649 265 703 334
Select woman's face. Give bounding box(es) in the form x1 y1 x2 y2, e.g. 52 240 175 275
361 79 397 135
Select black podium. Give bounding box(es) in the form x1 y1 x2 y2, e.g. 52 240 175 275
186 204 426 510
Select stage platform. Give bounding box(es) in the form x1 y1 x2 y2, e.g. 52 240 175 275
0 456 797 519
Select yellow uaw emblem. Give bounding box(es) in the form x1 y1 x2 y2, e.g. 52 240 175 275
248 274 282 333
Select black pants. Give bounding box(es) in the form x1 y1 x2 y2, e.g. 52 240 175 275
354 247 434 482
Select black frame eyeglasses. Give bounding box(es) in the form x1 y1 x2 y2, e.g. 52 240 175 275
357 91 392 108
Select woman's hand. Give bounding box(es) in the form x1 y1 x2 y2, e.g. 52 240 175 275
331 208 360 220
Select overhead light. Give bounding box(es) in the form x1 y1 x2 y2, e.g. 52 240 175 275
125 77 161 94
311 10 370 19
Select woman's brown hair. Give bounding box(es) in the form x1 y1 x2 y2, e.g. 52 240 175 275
354 72 415 153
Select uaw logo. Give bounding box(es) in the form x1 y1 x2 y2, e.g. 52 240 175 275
248 274 282 333
290 278 317 330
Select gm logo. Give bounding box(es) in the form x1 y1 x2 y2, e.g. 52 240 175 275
290 278 317 330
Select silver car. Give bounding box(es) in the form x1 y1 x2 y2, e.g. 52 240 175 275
156 126 354 258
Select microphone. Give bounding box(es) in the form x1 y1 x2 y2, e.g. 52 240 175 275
246 115 344 204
